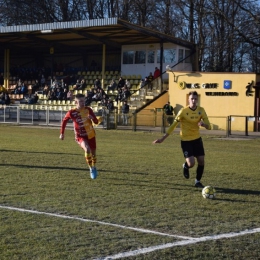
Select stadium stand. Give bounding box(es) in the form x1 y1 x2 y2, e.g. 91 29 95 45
3 66 163 115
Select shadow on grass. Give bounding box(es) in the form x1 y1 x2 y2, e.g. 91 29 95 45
215 187 260 196
1 149 114 158
100 175 197 191
0 149 78 156
0 163 85 171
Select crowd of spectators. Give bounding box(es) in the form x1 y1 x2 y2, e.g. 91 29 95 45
2 64 161 107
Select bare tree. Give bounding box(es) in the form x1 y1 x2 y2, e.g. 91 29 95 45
0 0 260 72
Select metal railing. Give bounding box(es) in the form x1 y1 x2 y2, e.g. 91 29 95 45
227 115 259 137
1 105 259 137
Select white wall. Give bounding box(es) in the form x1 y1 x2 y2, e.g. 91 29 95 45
121 43 192 79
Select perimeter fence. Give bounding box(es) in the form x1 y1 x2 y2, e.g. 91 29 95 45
0 105 259 137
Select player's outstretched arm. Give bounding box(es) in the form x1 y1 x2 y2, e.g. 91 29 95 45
153 133 169 144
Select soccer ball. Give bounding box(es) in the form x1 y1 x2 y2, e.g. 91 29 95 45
202 186 216 199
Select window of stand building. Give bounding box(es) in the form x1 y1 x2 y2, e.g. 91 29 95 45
147 50 155 63
123 51 134 64
178 49 191 63
134 50 146 64
157 49 176 63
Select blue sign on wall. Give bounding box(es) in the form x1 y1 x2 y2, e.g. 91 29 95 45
224 80 232 89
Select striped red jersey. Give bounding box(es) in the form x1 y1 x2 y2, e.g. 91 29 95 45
60 106 99 139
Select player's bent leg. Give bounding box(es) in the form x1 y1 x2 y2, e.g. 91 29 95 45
80 140 91 154
183 156 195 179
186 157 196 168
195 155 205 188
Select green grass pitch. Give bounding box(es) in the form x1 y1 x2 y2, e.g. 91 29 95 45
0 124 260 259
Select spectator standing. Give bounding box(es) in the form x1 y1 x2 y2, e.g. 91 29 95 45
106 99 114 112
0 92 6 104
121 86 131 101
40 75 46 88
163 101 175 125
154 67 161 89
122 100 130 125
125 79 131 89
147 72 154 90
5 93 11 105
154 67 160 79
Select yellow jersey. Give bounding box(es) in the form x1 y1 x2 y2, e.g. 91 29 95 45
167 106 211 141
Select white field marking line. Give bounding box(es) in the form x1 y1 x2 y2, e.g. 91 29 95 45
0 205 192 240
96 227 260 260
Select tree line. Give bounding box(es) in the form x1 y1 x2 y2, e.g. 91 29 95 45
0 0 260 72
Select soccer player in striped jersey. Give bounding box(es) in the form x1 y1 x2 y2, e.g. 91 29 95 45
153 91 211 188
60 94 102 179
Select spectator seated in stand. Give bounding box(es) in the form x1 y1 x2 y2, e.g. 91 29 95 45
100 95 108 107
47 89 57 101
107 79 117 91
28 93 39 104
43 85 49 95
117 77 125 90
73 79 81 90
91 88 102 103
56 88 64 101
62 89 68 101
94 78 101 89
77 79 86 90
32 80 40 94
85 91 92 106
115 88 123 104
67 90 73 101
20 82 28 95
60 78 68 91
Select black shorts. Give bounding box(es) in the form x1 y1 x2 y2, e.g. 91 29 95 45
181 137 205 158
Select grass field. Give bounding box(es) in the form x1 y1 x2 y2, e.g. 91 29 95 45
0 124 260 259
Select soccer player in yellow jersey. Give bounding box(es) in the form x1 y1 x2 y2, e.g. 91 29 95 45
153 91 211 188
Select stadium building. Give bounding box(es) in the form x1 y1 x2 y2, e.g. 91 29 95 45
1 18 260 132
